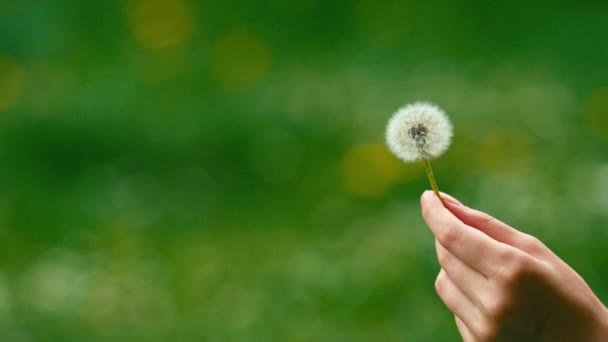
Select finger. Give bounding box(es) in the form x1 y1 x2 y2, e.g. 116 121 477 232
422 191 515 275
435 269 481 334
441 192 554 260
435 240 490 305
455 316 477 342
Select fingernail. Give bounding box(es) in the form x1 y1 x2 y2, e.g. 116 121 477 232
441 192 463 206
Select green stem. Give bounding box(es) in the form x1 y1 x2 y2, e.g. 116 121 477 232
423 158 443 202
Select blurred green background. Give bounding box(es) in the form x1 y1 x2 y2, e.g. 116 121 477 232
1 0 608 340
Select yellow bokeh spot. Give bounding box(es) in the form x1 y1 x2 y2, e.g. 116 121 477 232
340 142 419 198
212 31 271 91
479 130 535 175
584 88 608 140
0 55 26 113
127 0 194 50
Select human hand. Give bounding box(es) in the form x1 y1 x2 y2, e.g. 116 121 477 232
421 191 608 341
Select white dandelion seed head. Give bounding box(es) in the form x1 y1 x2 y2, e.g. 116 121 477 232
386 102 453 162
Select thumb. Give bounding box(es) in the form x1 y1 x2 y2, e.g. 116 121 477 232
440 193 528 249
440 193 556 260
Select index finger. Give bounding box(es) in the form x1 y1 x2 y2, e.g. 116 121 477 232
421 191 516 276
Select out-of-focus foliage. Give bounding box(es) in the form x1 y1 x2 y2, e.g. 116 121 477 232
1 0 608 340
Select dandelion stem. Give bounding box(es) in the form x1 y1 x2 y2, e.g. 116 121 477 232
423 158 443 202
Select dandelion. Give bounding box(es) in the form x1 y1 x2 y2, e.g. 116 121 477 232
386 101 453 200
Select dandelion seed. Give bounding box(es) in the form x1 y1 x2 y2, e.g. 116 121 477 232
386 101 453 200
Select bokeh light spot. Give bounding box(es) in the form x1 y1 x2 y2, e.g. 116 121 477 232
20 250 89 315
212 31 271 91
584 88 608 140
0 55 26 113
340 142 414 198
127 0 195 50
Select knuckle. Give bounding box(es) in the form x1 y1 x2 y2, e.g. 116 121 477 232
439 223 460 249
484 295 512 320
495 251 536 285
519 234 544 254
476 321 499 342
434 272 446 295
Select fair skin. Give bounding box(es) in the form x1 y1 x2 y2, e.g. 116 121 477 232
420 191 608 341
